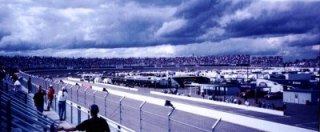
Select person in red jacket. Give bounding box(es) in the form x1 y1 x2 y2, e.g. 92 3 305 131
46 85 55 111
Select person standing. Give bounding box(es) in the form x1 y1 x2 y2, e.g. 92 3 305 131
200 87 205 98
57 87 68 121
33 85 46 113
46 84 55 111
58 104 110 132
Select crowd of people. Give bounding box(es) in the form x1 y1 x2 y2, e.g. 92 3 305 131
250 56 283 67
0 55 319 70
30 80 110 131
283 57 320 67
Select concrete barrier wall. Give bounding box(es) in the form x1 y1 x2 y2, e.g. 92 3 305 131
150 91 284 116
174 102 315 132
62 80 315 132
62 79 77 85
67 77 80 82
95 82 138 91
66 77 138 91
66 77 282 116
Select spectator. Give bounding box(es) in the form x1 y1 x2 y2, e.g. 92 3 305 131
1 55 319 69
46 84 55 111
58 104 110 132
200 87 205 98
245 100 250 106
57 87 68 121
13 80 22 92
233 98 238 104
33 85 46 113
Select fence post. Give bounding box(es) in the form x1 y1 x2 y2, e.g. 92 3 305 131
77 106 81 124
167 108 175 132
70 102 73 124
77 87 80 103
93 91 97 104
44 79 47 90
139 101 146 132
104 92 109 117
119 96 125 124
42 78 45 90
84 88 88 106
70 86 73 100
54 95 57 111
88 110 90 119
44 80 47 104
6 100 12 132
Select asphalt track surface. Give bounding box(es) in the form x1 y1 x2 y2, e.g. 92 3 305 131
65 79 319 131
51 79 261 132
20 74 318 132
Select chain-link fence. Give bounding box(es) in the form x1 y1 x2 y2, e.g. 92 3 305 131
19 72 218 132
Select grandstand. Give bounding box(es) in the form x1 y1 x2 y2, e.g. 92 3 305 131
1 55 319 71
0 55 319 132
0 78 57 131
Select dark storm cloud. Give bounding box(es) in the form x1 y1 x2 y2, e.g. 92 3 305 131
224 2 320 38
153 0 230 43
119 0 182 6
287 34 320 47
0 32 10 41
0 0 319 59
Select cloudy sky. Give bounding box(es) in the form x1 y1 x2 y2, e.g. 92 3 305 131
0 0 319 60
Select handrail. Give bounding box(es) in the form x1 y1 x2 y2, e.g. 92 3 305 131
9 104 50 128
20 72 135 132
0 86 57 127
0 91 42 115
0 92 57 128
10 113 42 131
0 114 40 132
0 100 54 131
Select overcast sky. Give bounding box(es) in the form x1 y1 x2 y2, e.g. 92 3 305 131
0 0 319 60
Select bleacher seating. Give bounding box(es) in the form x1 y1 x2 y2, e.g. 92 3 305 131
0 79 58 132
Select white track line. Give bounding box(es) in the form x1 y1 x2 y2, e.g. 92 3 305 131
63 80 316 132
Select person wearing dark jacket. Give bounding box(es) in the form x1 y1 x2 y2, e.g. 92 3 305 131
33 85 46 113
59 104 110 132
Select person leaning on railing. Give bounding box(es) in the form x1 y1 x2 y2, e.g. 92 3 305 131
58 104 110 132
57 87 68 121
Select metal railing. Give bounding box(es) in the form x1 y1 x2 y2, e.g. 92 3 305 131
19 73 134 132
19 72 218 132
0 79 57 132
